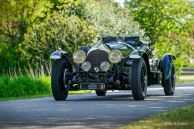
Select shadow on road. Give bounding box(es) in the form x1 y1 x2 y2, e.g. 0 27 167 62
65 92 168 102
1 85 194 129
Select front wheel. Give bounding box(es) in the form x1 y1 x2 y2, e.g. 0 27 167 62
131 58 148 100
51 59 69 101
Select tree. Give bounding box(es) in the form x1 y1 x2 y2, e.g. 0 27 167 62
22 0 140 65
0 0 52 74
125 0 194 74
126 0 193 44
0 0 52 43
0 0 140 74
22 13 97 64
85 0 140 37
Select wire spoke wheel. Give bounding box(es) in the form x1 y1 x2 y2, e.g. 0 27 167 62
131 58 148 100
141 65 148 96
51 59 69 101
163 63 175 96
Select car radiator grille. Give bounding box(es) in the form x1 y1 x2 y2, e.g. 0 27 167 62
86 50 109 72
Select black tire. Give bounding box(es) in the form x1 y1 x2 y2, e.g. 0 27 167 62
95 90 106 96
51 59 69 101
163 63 175 96
131 58 148 100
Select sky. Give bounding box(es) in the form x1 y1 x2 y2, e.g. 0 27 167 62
115 0 125 7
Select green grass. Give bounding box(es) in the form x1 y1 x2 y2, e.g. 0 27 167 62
70 90 93 94
177 75 194 83
119 104 194 129
0 76 90 101
0 76 51 98
0 74 193 101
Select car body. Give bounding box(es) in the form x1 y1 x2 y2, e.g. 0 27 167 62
50 37 176 101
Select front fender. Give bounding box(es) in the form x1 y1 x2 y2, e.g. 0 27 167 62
50 50 67 60
50 50 77 71
129 50 141 59
129 50 146 59
160 53 176 80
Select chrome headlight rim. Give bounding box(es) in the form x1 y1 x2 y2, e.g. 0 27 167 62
108 50 122 63
81 61 91 72
73 50 86 64
100 61 110 72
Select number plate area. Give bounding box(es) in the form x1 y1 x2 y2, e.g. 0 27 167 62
80 83 105 90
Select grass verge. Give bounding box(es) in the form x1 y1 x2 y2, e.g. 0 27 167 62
0 76 91 101
0 76 51 98
119 104 194 129
0 75 193 101
177 75 194 83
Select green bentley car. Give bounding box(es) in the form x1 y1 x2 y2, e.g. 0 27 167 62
50 37 176 101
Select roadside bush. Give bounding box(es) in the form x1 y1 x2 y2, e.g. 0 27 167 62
155 35 191 75
21 0 139 67
0 76 51 98
0 0 140 75
22 13 97 65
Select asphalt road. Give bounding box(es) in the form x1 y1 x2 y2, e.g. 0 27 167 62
0 83 194 129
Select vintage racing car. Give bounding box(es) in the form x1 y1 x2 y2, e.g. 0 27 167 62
50 37 176 101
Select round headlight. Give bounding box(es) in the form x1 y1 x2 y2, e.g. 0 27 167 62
81 62 91 72
108 50 122 63
73 50 86 64
100 61 110 72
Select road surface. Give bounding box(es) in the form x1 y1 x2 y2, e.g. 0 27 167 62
0 83 194 129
